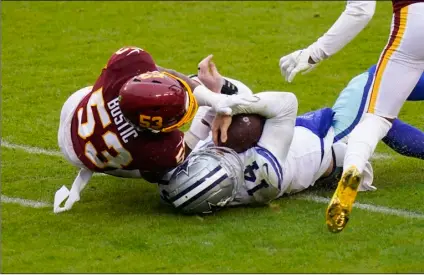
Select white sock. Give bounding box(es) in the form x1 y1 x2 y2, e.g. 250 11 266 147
332 141 347 167
184 106 213 150
343 113 392 173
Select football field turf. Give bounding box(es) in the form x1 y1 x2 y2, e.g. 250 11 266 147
2 1 424 273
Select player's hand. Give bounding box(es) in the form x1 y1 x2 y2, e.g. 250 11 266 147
197 54 224 93
279 48 318 83
212 113 232 145
157 66 200 91
214 94 259 115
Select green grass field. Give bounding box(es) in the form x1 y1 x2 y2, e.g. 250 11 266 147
2 1 424 273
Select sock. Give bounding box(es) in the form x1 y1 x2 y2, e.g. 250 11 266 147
382 118 424 160
344 113 392 173
332 141 347 167
184 106 211 150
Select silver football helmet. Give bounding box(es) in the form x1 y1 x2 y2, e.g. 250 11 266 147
159 145 244 214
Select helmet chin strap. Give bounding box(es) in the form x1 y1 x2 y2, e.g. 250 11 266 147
184 91 190 112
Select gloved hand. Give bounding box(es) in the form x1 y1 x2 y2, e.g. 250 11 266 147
279 48 318 83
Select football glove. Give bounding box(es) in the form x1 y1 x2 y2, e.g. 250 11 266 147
279 48 318 83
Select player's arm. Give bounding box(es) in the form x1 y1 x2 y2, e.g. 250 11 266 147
308 1 376 62
223 92 298 162
158 63 227 109
185 72 255 150
160 55 255 112
280 1 376 82
184 106 214 150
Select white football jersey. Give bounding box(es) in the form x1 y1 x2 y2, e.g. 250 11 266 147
191 125 335 206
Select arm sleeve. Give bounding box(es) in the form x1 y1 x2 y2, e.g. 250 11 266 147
308 1 376 62
193 85 229 107
186 77 253 149
231 92 298 162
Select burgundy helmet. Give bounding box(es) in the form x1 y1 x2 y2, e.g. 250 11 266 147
119 71 198 133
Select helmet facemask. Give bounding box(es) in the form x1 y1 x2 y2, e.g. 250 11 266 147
160 145 244 214
189 146 244 207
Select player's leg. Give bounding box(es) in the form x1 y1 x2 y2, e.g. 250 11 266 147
368 64 424 101
407 70 424 101
58 86 92 169
332 71 373 143
327 3 424 233
332 67 424 161
381 64 424 158
382 119 424 159
55 87 93 213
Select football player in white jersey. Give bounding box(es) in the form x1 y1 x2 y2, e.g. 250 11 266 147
159 58 424 215
159 88 375 214
278 0 424 232
158 60 374 214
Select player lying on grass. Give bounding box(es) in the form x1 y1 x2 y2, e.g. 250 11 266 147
159 64 369 214
159 60 424 214
55 47 256 213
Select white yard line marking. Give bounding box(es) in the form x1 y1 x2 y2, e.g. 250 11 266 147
1 139 392 160
296 194 424 219
1 140 62 157
372 153 392 160
1 195 50 208
1 140 105 176
3 192 424 221
2 140 418 217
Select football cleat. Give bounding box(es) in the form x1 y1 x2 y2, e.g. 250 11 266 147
326 166 362 233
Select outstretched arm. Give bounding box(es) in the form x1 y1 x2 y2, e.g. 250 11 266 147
308 1 376 61
280 1 376 82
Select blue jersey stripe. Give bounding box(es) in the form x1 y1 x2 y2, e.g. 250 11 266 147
255 146 283 190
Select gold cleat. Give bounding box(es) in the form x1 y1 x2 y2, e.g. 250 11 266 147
326 166 362 233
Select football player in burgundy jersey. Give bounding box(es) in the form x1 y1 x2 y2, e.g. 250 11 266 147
55 47 254 213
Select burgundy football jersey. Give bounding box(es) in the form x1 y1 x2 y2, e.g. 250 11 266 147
70 47 185 175
392 0 424 12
